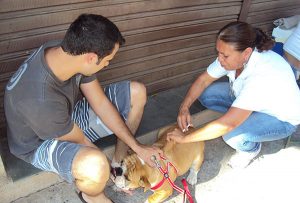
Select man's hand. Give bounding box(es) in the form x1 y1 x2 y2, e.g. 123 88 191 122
177 106 193 132
135 144 163 167
166 128 185 143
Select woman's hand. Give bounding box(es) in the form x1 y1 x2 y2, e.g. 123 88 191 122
177 106 193 132
166 128 185 143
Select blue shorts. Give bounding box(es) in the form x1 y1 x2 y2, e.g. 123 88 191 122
31 81 131 182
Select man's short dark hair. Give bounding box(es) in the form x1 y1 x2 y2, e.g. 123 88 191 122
61 14 125 58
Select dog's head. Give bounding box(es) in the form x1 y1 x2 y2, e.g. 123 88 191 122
111 154 151 192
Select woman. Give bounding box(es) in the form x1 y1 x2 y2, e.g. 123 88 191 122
167 21 300 168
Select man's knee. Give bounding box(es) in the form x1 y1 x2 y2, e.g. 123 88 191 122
130 81 147 106
72 147 110 194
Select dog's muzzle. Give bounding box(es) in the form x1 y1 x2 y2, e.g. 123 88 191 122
111 166 124 178
111 165 128 190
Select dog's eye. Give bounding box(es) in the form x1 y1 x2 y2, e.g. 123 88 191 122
124 174 129 181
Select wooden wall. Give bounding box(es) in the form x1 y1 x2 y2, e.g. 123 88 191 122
0 0 299 136
0 0 242 132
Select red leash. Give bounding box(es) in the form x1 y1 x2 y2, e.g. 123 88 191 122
150 155 194 203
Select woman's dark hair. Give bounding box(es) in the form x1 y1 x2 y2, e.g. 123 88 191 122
217 21 274 52
61 14 125 58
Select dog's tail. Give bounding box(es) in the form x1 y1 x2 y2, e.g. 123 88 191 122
153 139 176 153
157 124 176 139
155 124 178 151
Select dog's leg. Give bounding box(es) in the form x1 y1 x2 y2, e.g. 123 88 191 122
186 167 199 185
146 188 173 203
187 144 205 185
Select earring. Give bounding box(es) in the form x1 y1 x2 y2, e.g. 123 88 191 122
243 58 248 68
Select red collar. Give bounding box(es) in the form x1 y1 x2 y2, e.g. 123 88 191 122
150 155 177 190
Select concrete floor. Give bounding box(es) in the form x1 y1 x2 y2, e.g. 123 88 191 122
9 138 300 203
2 84 300 203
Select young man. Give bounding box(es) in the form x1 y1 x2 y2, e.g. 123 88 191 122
4 14 162 203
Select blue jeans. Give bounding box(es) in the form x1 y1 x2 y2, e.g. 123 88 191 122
198 82 297 152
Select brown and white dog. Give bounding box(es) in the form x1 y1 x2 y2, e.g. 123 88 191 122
111 124 205 203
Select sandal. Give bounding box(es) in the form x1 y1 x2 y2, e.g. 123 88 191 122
77 191 87 203
77 191 115 203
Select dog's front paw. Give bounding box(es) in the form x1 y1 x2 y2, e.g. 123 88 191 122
186 169 198 185
112 185 134 195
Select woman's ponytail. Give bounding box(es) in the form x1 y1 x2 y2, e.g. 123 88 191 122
254 28 274 52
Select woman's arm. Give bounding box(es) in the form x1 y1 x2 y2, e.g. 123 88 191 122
178 71 217 131
168 107 252 143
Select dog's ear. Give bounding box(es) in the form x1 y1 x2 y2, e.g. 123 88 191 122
125 154 138 167
139 176 151 192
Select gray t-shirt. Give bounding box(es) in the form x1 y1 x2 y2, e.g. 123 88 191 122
4 40 95 162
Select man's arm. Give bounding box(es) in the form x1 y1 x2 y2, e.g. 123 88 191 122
80 79 162 166
56 123 96 148
80 79 140 150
